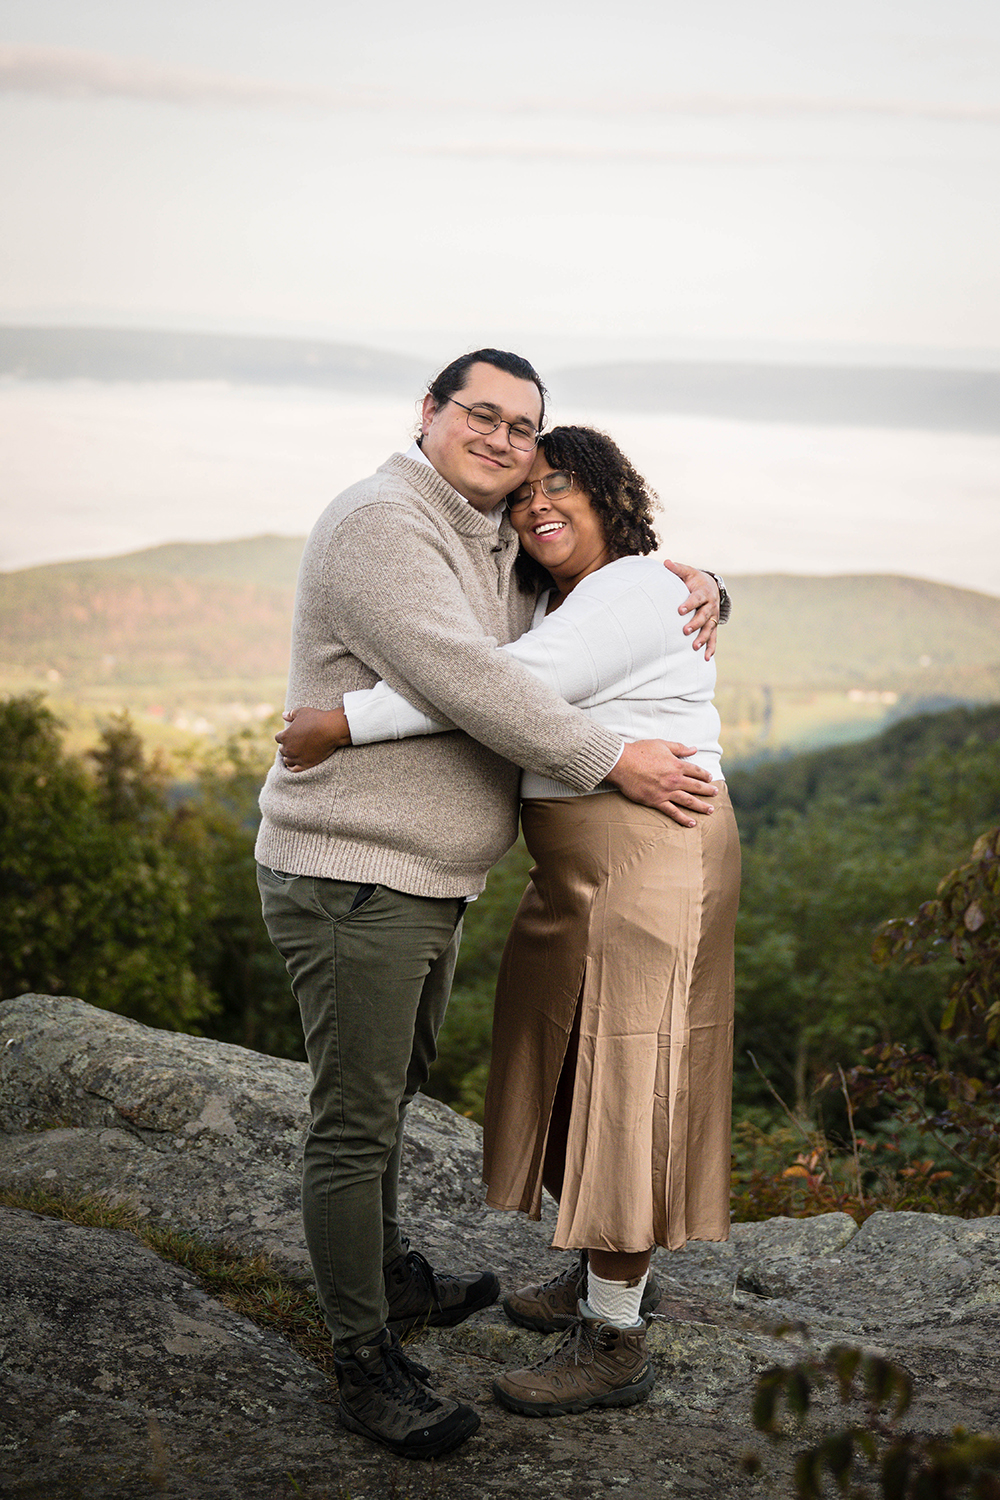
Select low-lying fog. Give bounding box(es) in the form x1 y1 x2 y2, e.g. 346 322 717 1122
2 379 998 596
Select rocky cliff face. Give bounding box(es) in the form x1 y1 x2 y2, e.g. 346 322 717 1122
3 993 1000 1500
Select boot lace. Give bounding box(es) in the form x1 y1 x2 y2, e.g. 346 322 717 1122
397 1249 443 1315
377 1341 441 1415
534 1316 603 1372
535 1251 587 1295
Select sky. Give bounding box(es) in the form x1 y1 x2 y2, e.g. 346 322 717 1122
1 0 999 364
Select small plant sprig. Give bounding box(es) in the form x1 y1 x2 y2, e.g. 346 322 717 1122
854 826 1000 1218
872 827 1000 1044
744 1340 1000 1498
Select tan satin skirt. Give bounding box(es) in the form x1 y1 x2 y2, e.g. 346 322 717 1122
482 787 740 1253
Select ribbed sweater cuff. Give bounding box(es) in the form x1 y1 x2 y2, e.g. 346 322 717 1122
556 724 626 793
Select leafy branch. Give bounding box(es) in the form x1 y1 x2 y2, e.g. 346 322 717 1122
745 1341 1000 1498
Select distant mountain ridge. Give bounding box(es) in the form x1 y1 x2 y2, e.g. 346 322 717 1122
548 359 1000 433
3 538 998 713
0 326 430 394
2 325 997 431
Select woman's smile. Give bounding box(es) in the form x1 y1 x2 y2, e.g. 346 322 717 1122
511 454 613 596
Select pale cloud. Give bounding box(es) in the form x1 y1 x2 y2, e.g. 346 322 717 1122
0 44 361 108
1 45 997 127
421 145 864 167
545 94 1000 124
420 145 805 167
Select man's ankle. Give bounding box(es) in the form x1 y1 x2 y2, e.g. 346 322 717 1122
336 1325 389 1360
381 1234 406 1269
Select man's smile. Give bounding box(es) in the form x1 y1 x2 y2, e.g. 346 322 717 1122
470 450 511 470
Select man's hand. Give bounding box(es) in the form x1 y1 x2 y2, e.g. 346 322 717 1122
662 560 721 660
606 740 717 828
276 706 351 772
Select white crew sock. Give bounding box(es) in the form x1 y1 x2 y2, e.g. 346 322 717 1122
582 1268 648 1329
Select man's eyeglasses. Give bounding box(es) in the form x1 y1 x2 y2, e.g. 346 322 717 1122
507 471 576 510
448 399 539 453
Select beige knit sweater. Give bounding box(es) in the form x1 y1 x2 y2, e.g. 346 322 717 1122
255 454 623 897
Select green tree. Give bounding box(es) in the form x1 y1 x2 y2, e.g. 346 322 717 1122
0 695 214 1028
733 733 1000 1117
425 837 533 1119
850 826 1000 1215
179 732 303 1060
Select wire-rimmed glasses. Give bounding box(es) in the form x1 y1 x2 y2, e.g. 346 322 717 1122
506 471 576 511
448 399 539 453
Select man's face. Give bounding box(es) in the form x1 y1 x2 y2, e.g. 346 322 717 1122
420 362 542 512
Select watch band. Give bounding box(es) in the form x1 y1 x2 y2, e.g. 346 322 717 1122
704 571 731 624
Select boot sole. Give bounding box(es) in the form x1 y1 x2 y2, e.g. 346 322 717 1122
389 1273 501 1336
339 1401 481 1458
492 1364 655 1418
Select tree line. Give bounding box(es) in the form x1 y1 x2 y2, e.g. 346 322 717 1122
2 694 997 1176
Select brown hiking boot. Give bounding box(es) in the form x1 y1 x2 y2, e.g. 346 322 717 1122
384 1245 500 1336
502 1253 661 1334
492 1305 655 1416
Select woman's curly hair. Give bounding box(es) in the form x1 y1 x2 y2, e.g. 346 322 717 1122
513 425 660 593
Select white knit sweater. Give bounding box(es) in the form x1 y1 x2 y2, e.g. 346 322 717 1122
344 554 724 797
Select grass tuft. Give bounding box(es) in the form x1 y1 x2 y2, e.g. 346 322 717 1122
0 1184 338 1379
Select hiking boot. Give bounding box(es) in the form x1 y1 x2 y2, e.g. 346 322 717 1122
335 1328 480 1459
502 1253 661 1334
492 1305 655 1417
384 1244 500 1335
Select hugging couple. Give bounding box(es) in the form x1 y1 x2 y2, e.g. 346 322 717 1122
255 347 739 1458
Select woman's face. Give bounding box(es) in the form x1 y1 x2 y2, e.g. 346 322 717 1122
508 452 613 596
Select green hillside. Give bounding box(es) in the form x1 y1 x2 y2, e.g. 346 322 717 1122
2 537 998 757
728 701 1000 843
714 573 1000 757
0 537 305 747
0 542 298 684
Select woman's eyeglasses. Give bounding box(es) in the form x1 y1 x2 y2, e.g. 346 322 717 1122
507 472 576 510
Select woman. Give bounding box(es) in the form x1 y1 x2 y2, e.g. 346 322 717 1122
279 427 740 1417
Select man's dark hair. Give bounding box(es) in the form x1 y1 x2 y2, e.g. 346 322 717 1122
425 348 547 430
514 425 660 594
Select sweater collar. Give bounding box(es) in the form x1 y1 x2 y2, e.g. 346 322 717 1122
382 452 515 540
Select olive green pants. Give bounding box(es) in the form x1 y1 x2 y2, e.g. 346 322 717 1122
257 866 464 1349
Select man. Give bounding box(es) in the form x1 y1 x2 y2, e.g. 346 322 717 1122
255 349 723 1459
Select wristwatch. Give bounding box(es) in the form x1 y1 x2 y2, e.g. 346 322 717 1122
704 571 731 624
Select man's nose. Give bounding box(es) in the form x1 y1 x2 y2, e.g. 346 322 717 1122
483 420 513 450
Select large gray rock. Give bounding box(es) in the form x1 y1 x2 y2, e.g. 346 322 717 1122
0 992 552 1287
3 993 1000 1499
1 1207 338 1499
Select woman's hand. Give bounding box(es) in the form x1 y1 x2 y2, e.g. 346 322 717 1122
276 706 352 772
661 560 722 660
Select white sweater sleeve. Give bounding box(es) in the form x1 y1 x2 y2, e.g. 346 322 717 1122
344 559 697 746
343 679 449 742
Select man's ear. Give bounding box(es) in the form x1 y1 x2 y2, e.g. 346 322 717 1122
420 393 438 437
